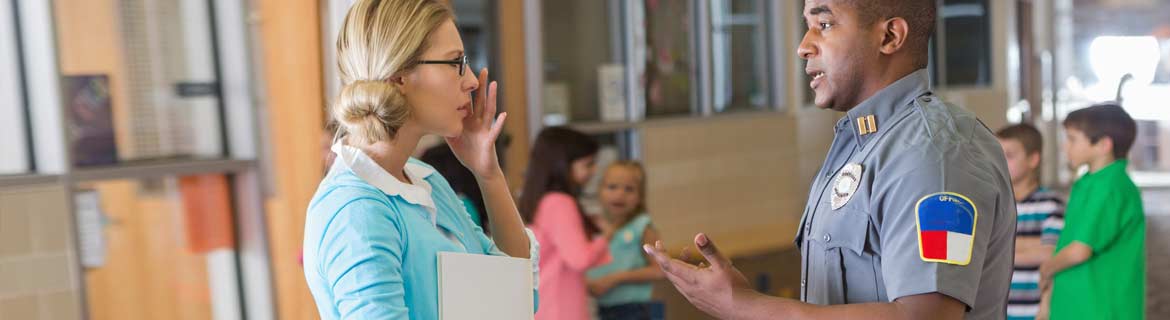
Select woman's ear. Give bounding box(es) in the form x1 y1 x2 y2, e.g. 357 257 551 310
389 74 409 94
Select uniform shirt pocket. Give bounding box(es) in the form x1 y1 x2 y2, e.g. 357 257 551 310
821 209 883 304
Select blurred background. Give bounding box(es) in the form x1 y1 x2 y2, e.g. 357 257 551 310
0 0 1167 319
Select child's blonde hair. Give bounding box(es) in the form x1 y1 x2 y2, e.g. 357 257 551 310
603 160 648 216
333 0 453 145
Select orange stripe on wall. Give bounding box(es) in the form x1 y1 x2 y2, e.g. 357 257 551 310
179 174 236 253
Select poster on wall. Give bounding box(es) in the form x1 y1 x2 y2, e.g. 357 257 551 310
64 75 118 167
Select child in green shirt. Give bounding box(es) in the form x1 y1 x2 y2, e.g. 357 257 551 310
1040 102 1146 320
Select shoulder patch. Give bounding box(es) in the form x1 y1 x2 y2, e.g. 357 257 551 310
915 192 977 265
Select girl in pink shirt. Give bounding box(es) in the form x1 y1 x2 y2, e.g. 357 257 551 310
520 127 613 320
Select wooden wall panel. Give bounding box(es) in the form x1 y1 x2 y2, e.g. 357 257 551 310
254 0 326 319
498 0 531 192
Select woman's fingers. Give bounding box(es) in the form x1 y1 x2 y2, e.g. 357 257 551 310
489 113 507 141
475 68 489 119
483 81 498 123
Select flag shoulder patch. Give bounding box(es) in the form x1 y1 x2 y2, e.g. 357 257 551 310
915 192 978 265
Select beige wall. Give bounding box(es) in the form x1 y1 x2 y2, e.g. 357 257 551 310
640 111 836 256
0 184 82 320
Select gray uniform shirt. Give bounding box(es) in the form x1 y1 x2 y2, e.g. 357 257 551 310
795 69 1016 320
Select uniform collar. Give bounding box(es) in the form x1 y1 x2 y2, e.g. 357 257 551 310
843 69 932 147
330 142 439 215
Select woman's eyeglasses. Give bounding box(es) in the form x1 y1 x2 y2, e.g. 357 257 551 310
418 55 469 76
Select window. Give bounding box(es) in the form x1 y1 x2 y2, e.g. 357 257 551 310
709 0 770 113
934 0 992 87
1053 0 1170 179
541 0 621 124
798 15 815 107
0 0 30 174
640 0 696 118
452 0 496 76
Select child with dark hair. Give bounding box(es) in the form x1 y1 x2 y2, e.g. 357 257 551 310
521 127 612 320
420 144 489 233
1040 102 1146 320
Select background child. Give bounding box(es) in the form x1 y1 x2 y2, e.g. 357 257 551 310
1040 102 1146 320
521 127 613 320
586 161 664 320
420 144 488 232
996 124 1065 320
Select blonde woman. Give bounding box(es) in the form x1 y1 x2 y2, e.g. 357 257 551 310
302 0 538 319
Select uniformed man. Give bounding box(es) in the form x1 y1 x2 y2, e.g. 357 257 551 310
643 0 1016 319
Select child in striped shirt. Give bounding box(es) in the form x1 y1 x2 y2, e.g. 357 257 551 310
996 124 1064 320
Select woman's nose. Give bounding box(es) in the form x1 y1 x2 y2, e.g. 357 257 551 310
462 67 479 92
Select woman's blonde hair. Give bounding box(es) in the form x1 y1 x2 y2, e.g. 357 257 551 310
333 0 453 145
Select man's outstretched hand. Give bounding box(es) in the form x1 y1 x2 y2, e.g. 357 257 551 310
643 233 752 318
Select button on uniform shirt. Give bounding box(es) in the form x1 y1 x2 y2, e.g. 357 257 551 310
795 69 1017 320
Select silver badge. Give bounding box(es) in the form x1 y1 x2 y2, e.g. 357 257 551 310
831 163 864 210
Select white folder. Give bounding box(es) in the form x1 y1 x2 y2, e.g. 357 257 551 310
438 252 534 320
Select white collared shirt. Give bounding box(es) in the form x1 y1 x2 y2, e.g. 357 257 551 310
332 142 442 225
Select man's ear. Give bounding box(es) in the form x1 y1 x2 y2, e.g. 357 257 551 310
879 17 909 56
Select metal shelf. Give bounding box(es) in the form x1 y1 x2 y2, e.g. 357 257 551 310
0 174 61 188
567 121 640 135
71 158 256 182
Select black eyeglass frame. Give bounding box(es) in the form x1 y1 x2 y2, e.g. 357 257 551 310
417 55 470 76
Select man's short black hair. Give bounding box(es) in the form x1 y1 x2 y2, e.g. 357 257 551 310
845 0 936 67
1063 102 1138 159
